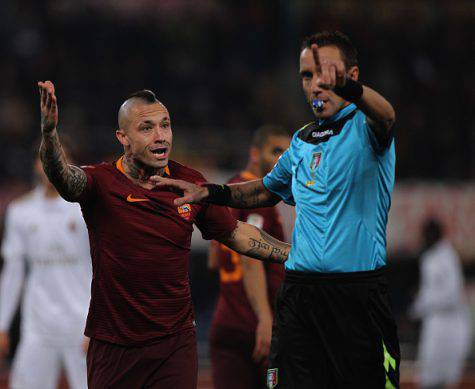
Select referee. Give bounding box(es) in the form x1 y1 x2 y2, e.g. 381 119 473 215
153 31 399 388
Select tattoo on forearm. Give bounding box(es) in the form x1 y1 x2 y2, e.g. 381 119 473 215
40 131 87 201
245 228 290 264
230 181 267 209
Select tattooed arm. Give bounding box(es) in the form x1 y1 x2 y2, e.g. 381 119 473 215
217 221 290 264
150 176 281 208
38 81 87 202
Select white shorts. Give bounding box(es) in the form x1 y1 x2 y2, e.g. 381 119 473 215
10 333 87 389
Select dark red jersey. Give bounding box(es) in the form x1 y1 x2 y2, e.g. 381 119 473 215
78 157 237 345
211 171 285 333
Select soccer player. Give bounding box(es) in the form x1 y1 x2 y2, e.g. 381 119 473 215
37 80 290 389
410 218 471 389
151 31 400 388
0 154 91 389
209 125 291 389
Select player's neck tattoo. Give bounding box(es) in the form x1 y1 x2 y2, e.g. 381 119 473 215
123 154 164 182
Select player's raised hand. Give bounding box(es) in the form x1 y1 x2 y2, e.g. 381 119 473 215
38 80 58 134
149 176 210 206
311 43 346 91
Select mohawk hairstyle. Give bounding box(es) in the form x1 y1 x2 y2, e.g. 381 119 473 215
127 89 159 103
301 31 358 70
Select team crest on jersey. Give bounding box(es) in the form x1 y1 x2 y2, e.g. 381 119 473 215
310 152 322 171
177 204 192 220
267 368 278 388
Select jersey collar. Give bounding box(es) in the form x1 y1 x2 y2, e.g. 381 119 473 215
116 156 170 177
240 170 259 181
317 103 357 126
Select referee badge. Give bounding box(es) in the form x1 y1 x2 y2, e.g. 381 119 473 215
267 368 278 388
310 152 322 171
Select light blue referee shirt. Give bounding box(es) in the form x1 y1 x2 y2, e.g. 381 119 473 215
263 103 395 273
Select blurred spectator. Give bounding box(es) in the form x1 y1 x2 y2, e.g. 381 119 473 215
410 218 472 389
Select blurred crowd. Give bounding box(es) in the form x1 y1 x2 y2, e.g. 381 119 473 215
0 0 473 187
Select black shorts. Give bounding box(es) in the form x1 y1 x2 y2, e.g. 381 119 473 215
267 267 400 389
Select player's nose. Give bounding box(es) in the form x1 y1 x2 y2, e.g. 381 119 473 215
152 128 166 142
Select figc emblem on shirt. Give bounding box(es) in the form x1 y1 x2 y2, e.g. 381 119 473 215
310 152 322 171
267 368 278 388
177 204 192 220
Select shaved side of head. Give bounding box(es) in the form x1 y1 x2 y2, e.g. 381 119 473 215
118 89 160 131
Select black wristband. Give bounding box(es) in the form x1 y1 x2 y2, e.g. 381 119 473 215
202 183 231 206
333 79 363 102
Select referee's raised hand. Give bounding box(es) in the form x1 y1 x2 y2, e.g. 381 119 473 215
311 43 347 91
150 176 210 206
38 80 58 134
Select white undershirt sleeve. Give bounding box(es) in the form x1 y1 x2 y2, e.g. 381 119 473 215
0 206 26 331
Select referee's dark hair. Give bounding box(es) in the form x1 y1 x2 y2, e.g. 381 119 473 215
251 125 291 150
301 31 358 70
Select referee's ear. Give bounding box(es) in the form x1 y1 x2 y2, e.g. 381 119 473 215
348 66 359 81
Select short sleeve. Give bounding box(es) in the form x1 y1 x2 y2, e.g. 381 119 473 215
195 203 238 241
76 165 98 204
360 112 394 155
262 148 295 206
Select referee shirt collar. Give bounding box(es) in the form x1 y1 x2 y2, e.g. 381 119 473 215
317 103 357 126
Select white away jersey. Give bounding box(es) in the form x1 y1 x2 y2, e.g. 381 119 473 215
0 188 91 343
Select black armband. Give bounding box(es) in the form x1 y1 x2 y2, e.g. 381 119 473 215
333 79 363 102
202 183 231 205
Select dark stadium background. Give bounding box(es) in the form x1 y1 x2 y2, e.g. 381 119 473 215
0 0 473 387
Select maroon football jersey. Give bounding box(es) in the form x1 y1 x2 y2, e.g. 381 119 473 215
211 171 285 333
78 157 237 345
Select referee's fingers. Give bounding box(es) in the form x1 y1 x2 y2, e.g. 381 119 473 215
311 43 322 74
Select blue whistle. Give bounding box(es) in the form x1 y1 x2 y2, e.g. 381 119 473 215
312 99 324 112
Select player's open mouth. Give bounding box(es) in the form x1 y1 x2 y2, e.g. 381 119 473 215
151 147 168 158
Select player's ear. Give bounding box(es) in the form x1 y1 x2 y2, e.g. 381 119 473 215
348 66 359 81
249 146 260 164
116 129 130 147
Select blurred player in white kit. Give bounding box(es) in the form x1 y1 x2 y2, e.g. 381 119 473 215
0 153 91 389
410 218 472 389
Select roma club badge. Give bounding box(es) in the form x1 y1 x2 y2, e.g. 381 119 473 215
177 204 192 220
267 368 278 389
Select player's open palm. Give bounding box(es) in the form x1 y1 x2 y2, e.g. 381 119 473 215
150 176 209 206
38 80 58 134
253 315 272 363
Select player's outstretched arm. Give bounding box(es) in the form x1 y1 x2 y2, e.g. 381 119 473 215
150 176 280 209
217 221 290 264
38 81 87 202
